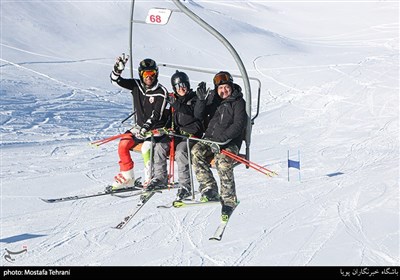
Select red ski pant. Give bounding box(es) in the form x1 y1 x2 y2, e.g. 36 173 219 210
118 135 136 171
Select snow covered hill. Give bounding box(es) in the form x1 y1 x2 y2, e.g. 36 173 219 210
1 0 399 267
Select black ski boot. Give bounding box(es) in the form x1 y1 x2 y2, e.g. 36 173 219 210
176 186 192 201
200 188 220 202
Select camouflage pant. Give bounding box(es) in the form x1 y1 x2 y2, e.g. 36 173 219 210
191 142 239 207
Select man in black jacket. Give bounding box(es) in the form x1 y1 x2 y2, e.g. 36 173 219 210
191 71 247 218
109 54 170 191
169 71 203 200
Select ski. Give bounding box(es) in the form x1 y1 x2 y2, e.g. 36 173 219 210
209 201 240 241
40 186 142 203
157 199 220 209
40 178 145 203
113 191 156 229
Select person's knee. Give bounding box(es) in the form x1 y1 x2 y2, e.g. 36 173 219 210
141 141 152 153
191 143 200 154
155 143 169 153
175 148 188 159
119 138 134 151
118 139 135 153
217 161 233 173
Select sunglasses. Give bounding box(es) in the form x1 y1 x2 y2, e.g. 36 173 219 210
213 72 232 87
141 70 157 79
174 83 187 91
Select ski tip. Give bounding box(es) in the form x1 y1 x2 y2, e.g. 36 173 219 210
157 205 171 209
209 237 222 241
221 215 230 223
40 198 52 203
173 201 185 208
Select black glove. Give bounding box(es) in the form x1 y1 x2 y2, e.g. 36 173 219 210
138 122 151 138
210 143 220 154
113 53 129 75
196 82 209 101
125 125 140 135
134 127 147 140
166 94 175 106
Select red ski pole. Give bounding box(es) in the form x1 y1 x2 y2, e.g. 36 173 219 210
220 149 277 177
168 135 175 188
90 133 131 147
168 98 176 189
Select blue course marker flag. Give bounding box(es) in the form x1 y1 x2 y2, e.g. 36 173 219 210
287 150 301 182
288 159 300 169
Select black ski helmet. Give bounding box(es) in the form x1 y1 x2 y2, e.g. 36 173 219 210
171 70 190 93
213 71 233 91
138 58 158 83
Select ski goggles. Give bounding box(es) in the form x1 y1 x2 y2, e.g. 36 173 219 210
213 72 232 87
174 82 187 91
141 70 157 79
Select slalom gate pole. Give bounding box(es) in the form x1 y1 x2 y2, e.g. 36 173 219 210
287 150 290 182
90 133 131 147
220 149 277 177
